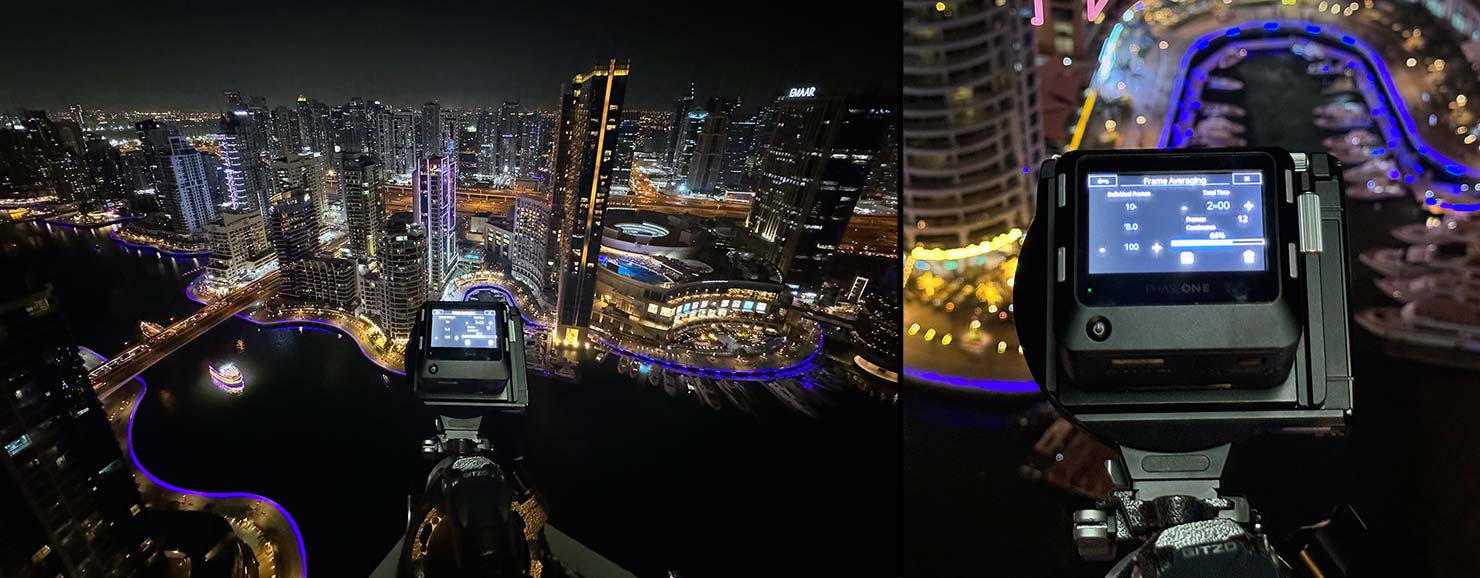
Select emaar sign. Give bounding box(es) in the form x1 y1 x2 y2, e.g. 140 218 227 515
787 86 817 98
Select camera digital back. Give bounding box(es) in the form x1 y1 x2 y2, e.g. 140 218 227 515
407 300 529 410
1018 148 1353 452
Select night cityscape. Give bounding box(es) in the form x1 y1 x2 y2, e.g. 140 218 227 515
10 0 1480 577
1 2 899 577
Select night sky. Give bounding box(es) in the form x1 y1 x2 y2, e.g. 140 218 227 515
0 0 899 114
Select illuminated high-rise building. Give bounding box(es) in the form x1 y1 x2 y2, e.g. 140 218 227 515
457 125 480 177
206 207 274 287
902 0 1043 249
611 110 640 189
511 194 551 298
219 109 270 213
297 257 360 311
161 136 217 236
388 109 417 175
722 114 759 190
413 154 457 297
267 192 323 298
378 212 428 339
272 151 325 218
272 105 303 156
341 152 385 262
493 101 524 177
551 59 628 339
67 104 84 128
743 90 891 289
133 119 175 195
0 281 162 577
83 133 130 198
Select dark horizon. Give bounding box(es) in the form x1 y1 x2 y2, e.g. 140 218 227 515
0 0 898 115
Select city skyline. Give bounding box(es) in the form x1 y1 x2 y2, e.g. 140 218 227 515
0 1 900 113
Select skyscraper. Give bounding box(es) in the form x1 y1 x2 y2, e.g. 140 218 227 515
413 155 457 297
271 151 325 219
206 208 274 287
267 193 322 299
551 59 628 339
903 0 1043 249
388 109 417 175
418 101 447 159
219 109 270 213
493 101 523 177
67 104 84 128
457 125 480 177
685 97 736 195
722 114 759 190
341 152 385 262
511 194 551 298
378 212 428 339
83 133 130 198
133 119 175 195
272 105 303 156
611 111 640 190
666 83 695 168
743 90 891 289
161 136 216 236
1 281 161 577
297 257 360 311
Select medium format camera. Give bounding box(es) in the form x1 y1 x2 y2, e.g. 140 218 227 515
1019 147 1353 453
408 301 529 410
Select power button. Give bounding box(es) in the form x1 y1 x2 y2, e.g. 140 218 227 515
1086 317 1111 342
429 364 438 375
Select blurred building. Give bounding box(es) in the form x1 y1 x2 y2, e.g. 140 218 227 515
743 89 892 291
903 0 1044 249
0 282 161 576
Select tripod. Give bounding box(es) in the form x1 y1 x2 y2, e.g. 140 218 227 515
401 413 547 578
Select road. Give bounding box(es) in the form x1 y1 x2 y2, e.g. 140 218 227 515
90 271 280 396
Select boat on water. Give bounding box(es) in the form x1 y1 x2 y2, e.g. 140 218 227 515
1355 298 1480 369
761 379 818 418
1345 181 1407 201
1205 76 1245 92
1199 102 1246 118
1323 77 1358 95
139 321 163 337
1359 243 1479 278
1306 59 1347 77
1375 269 1480 305
718 379 756 415
1314 112 1372 131
1196 116 1246 134
209 362 245 394
1391 219 1480 245
690 376 723 411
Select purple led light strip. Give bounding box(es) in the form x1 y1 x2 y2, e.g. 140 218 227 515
1157 20 1478 181
902 367 1040 393
80 347 310 577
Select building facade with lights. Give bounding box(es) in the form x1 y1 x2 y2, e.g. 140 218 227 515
206 208 275 288
552 59 629 343
341 152 385 263
297 257 360 312
414 154 457 299
162 136 217 237
378 212 428 339
903 0 1044 250
511 194 551 299
271 151 325 219
219 110 270 215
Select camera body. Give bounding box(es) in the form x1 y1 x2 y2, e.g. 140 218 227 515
408 300 529 411
1019 148 1353 452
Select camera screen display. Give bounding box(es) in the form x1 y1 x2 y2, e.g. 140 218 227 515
430 308 502 349
1086 171 1268 275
